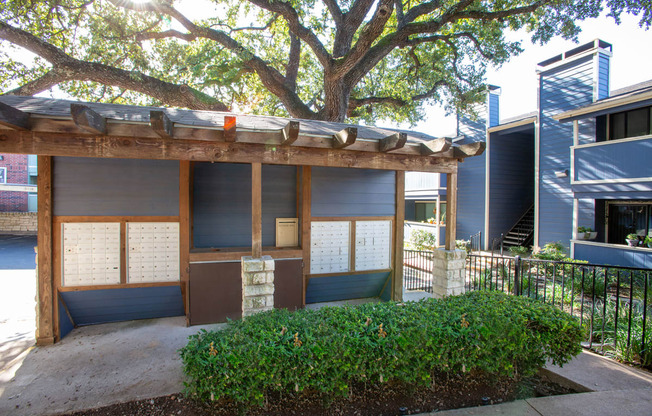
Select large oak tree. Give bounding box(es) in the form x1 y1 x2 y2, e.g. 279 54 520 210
0 0 649 123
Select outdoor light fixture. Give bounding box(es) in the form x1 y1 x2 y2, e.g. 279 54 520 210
554 170 569 178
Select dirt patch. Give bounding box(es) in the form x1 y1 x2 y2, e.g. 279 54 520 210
59 372 577 416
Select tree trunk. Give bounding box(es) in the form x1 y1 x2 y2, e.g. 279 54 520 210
323 77 351 122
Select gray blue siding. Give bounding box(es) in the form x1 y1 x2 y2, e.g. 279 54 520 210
262 165 297 246
574 243 652 269
311 167 395 217
487 132 535 242
456 151 486 246
193 163 296 248
597 53 610 100
60 286 184 326
53 157 179 216
193 163 251 248
305 272 391 303
574 138 652 183
538 55 596 249
488 92 500 127
58 296 74 339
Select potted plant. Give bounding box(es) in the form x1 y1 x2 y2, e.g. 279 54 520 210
578 226 597 240
645 236 652 248
626 233 639 247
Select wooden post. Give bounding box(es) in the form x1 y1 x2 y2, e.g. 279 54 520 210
301 166 311 307
445 172 458 250
179 161 191 322
36 155 54 345
252 162 262 258
392 171 405 301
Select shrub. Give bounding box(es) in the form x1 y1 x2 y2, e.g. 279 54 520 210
180 292 582 408
532 241 566 261
508 246 529 256
409 229 437 250
456 239 471 253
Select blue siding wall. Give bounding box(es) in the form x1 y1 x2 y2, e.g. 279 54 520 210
598 53 610 100
488 92 500 127
574 138 652 182
311 167 395 217
305 272 391 303
488 131 535 242
538 55 596 250
193 163 251 248
380 275 392 301
53 157 179 216
60 286 184 326
58 296 74 339
574 243 652 269
262 165 297 246
577 198 595 232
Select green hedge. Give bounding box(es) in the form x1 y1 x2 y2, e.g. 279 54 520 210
180 291 582 407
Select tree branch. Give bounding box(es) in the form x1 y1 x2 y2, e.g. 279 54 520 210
0 21 229 111
322 0 343 25
246 0 333 69
285 33 300 91
348 80 447 113
135 29 197 42
333 0 376 58
109 0 318 119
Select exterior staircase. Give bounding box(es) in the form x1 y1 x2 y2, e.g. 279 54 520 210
502 205 534 248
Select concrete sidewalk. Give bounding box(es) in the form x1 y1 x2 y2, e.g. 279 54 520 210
0 317 224 416
429 350 652 416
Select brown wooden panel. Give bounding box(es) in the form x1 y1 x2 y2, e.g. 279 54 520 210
274 259 303 311
189 262 242 325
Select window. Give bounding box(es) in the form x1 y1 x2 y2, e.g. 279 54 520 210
0 167 5 184
607 202 652 245
609 106 652 140
415 201 446 224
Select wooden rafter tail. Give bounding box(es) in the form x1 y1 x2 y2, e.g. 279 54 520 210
420 137 452 155
0 101 30 131
223 115 236 142
332 127 357 149
379 132 407 152
70 104 107 135
281 120 300 145
452 141 486 158
150 110 173 139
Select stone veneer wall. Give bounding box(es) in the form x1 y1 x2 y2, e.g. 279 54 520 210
0 212 37 234
432 249 467 298
241 255 275 317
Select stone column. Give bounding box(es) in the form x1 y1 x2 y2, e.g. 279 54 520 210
432 249 467 299
241 255 275 317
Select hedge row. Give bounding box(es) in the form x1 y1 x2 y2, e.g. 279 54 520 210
180 291 582 406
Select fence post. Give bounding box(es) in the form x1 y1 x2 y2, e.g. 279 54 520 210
513 255 521 296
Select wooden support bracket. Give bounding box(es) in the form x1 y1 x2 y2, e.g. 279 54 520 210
150 110 174 139
70 104 107 135
281 121 300 145
452 141 486 158
224 115 236 142
379 132 407 152
420 137 451 155
332 127 357 149
0 101 30 130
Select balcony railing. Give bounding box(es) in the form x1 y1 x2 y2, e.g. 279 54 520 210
571 135 652 189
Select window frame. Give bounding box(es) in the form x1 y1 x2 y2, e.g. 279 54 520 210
605 200 652 245
607 105 652 141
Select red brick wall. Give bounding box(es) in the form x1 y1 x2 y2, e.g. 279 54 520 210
0 153 28 212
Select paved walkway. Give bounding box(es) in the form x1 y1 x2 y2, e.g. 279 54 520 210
429 350 652 416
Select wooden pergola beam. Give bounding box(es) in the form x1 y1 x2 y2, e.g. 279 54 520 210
150 110 173 139
281 121 300 145
0 101 30 131
452 141 486 158
70 104 107 135
379 132 407 152
420 137 452 155
332 127 357 149
0 130 459 173
223 115 236 142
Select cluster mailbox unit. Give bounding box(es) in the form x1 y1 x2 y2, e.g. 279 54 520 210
0 95 483 344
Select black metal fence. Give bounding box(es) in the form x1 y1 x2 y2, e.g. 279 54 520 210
468 231 482 252
466 254 652 368
403 250 433 293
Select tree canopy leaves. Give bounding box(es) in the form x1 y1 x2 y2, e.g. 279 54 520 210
0 0 649 123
